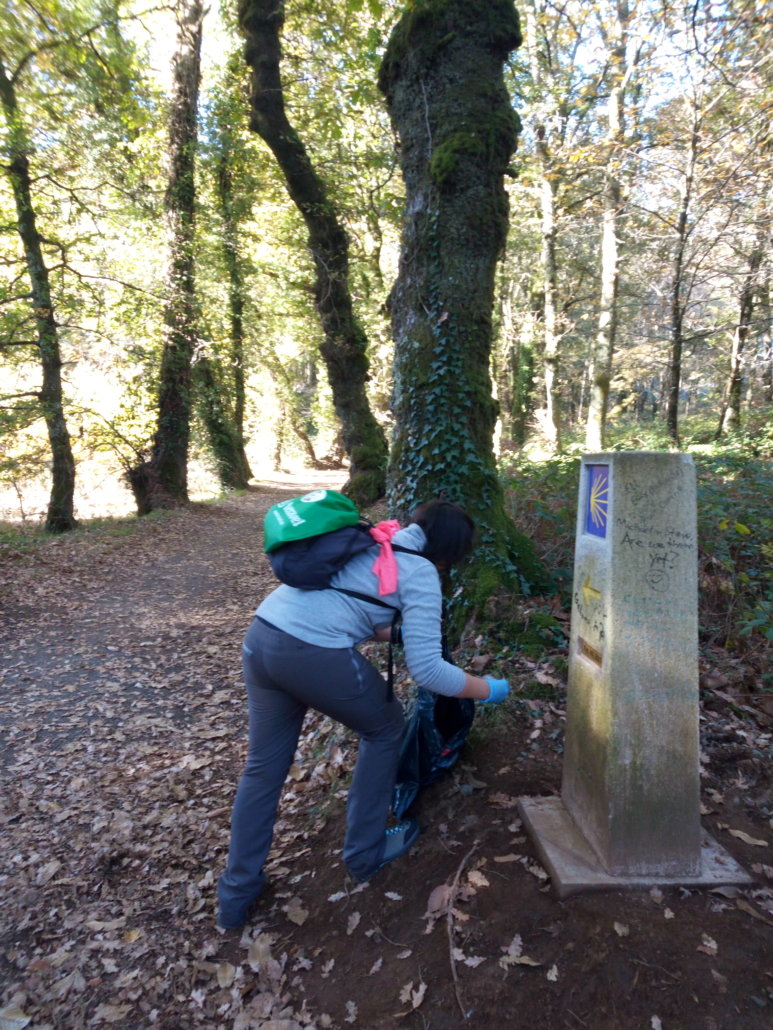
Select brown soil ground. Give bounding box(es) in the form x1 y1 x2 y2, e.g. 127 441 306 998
1 480 772 1030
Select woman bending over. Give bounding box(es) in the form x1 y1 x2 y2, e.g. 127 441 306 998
217 499 510 930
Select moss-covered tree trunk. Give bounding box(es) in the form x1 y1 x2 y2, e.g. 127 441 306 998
129 0 203 513
379 0 544 631
238 0 388 504
214 143 253 486
0 56 77 532
193 352 252 488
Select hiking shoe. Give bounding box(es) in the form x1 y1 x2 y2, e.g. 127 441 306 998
351 818 421 882
216 894 261 930
217 906 250 930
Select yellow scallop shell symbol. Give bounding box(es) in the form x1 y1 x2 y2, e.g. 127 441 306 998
589 472 608 528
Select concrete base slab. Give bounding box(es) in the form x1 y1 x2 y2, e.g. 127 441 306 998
519 796 753 899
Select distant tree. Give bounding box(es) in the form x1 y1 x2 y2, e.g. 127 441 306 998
760 268 773 404
0 1 145 530
518 0 601 452
585 0 632 451
0 54 77 531
128 0 205 512
663 89 702 445
209 96 253 486
238 0 388 504
717 219 769 434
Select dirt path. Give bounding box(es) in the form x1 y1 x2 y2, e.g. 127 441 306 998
1 480 773 1030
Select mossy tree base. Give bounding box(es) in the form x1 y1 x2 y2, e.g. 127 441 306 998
379 0 546 633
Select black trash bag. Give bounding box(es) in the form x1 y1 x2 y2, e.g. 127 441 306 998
392 688 475 818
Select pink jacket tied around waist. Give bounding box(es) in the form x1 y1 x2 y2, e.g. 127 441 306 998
369 520 402 596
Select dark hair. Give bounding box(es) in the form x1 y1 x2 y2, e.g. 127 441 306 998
409 499 475 568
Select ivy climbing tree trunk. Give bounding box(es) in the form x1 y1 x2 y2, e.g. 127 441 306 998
193 353 251 488
585 0 629 451
238 0 388 504
128 0 203 513
0 54 77 532
379 0 544 632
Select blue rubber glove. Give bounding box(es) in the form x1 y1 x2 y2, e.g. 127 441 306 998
481 678 510 704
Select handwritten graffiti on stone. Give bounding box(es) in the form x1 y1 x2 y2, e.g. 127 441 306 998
621 465 686 509
573 581 608 642
615 513 695 599
645 549 680 592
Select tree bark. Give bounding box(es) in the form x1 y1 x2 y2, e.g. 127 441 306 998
585 0 628 451
273 402 285 472
760 268 773 403
0 55 77 532
512 283 539 447
493 277 517 452
539 167 562 449
193 352 252 487
130 0 203 513
238 0 388 504
718 226 766 435
665 99 700 444
379 0 545 630
214 141 253 485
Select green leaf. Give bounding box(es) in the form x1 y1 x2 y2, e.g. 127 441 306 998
735 523 751 535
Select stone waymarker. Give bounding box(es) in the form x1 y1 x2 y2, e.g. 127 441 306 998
520 452 750 896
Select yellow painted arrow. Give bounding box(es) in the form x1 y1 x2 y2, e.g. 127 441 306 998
583 575 601 605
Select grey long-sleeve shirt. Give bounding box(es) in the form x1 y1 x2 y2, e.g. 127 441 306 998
256 523 466 696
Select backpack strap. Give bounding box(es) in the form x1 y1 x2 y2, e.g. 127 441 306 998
330 587 399 611
331 548 433 704
391 544 426 557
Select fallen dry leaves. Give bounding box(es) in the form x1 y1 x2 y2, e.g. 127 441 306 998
729 829 768 847
396 979 427 1014
0 487 364 1030
698 934 719 957
499 934 541 969
3 480 773 1029
736 898 773 926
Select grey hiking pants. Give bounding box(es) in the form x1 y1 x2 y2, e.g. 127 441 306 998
217 616 405 924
